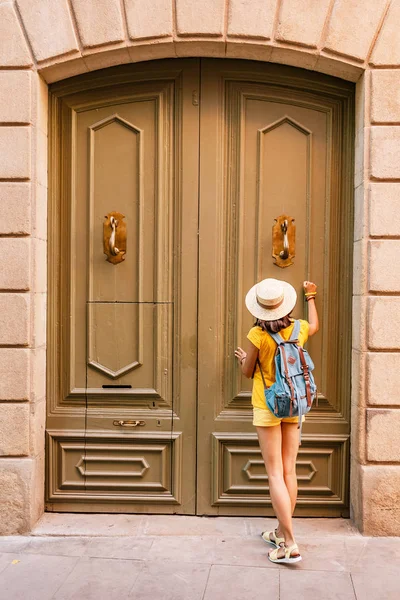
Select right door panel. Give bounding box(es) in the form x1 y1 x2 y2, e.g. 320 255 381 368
197 60 354 516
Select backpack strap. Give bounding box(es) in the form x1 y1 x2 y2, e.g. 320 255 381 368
298 346 312 407
279 345 296 410
256 358 268 390
266 330 284 345
267 320 300 345
289 319 301 341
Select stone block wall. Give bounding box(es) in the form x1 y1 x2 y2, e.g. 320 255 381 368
0 0 399 535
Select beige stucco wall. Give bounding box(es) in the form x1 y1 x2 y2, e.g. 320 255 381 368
1 0 400 535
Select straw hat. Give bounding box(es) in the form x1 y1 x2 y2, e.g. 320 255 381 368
245 278 297 321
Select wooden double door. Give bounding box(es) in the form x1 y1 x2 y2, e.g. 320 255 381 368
46 59 353 516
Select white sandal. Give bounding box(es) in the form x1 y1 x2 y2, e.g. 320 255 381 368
268 543 302 564
261 529 285 548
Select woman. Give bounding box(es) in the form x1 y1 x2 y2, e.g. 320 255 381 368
235 278 319 564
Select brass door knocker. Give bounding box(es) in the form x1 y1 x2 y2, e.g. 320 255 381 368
272 215 295 268
103 212 127 264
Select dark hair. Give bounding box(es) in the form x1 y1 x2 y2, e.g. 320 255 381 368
255 314 292 333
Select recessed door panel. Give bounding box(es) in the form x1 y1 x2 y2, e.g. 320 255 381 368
86 303 172 401
88 114 142 303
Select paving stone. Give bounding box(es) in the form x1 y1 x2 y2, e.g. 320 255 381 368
247 517 359 537
203 564 279 600
0 553 13 575
213 536 279 568
0 553 79 600
352 537 400 570
0 536 30 554
280 569 356 600
24 536 90 557
351 566 400 599
53 556 143 600
142 515 248 536
0 522 399 600
147 535 217 564
131 560 210 600
284 536 367 572
86 536 153 559
32 513 146 536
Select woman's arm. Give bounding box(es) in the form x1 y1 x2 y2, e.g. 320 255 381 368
304 280 319 336
234 340 259 379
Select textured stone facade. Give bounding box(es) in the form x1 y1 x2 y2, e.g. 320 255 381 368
0 0 399 535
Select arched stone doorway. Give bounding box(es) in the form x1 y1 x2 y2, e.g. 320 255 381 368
46 58 353 517
2 0 399 534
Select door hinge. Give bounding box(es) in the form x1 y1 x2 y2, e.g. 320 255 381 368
192 90 199 106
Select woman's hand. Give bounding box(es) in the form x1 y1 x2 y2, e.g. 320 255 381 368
235 341 259 378
234 347 247 365
303 280 317 294
303 281 319 336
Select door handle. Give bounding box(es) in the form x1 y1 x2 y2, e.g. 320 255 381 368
113 420 145 427
109 216 120 256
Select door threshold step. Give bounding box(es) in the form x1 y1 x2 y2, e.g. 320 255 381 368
31 513 359 538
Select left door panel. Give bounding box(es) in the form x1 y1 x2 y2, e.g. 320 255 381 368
46 61 200 513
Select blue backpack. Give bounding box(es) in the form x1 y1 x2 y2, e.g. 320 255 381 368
257 320 316 438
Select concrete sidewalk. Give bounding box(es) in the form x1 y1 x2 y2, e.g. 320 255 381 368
0 515 398 599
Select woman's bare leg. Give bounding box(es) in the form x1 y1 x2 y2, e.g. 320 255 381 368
256 425 296 549
281 422 300 514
